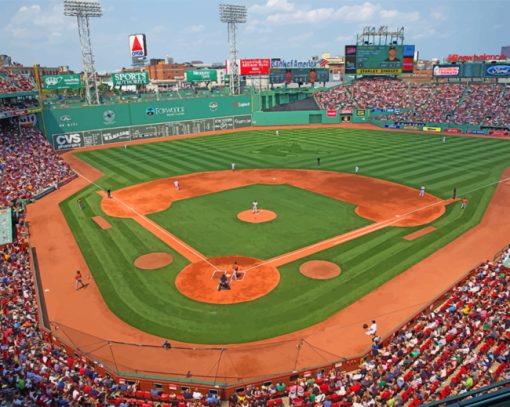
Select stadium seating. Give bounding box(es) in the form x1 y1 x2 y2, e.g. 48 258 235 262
0 117 508 405
0 70 36 94
0 124 75 207
315 79 510 128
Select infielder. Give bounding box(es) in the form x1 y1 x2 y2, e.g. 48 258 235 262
231 162 236 171
252 200 259 214
419 185 426 197
174 180 180 191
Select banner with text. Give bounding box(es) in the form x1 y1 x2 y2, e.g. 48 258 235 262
112 72 149 86
42 74 82 90
240 59 271 75
185 70 218 82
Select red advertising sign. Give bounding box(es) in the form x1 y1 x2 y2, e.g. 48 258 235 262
488 130 509 136
339 109 352 114
433 65 460 77
240 59 271 75
447 53 506 63
445 128 462 134
326 109 337 117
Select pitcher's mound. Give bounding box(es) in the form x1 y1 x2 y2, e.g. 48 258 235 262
300 260 341 280
176 256 280 304
134 252 173 270
237 209 277 223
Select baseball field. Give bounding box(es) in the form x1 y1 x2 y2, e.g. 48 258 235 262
58 127 510 344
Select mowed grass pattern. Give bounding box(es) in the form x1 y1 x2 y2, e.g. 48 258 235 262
148 184 371 259
59 128 510 343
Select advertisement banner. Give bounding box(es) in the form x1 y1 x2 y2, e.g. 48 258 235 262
129 34 147 57
326 109 337 117
42 74 81 90
433 65 461 77
423 126 441 132
112 72 149 86
356 109 366 117
0 208 13 246
240 59 270 75
18 114 37 128
484 64 510 78
445 128 462 134
466 129 486 135
488 130 509 136
185 70 218 82
356 68 402 75
339 109 352 114
403 126 420 130
52 133 84 150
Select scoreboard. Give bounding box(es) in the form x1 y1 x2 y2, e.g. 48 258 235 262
345 45 415 75
269 68 329 84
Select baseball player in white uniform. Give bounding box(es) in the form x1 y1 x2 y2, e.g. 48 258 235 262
252 200 259 214
419 186 425 197
174 180 180 191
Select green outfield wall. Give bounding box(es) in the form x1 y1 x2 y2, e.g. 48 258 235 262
251 110 339 126
43 95 253 150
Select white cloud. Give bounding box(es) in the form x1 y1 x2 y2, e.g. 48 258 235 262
4 3 75 43
380 9 420 22
431 11 446 21
186 24 206 33
256 2 418 26
249 0 295 14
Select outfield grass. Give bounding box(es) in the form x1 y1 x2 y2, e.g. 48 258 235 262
59 128 510 343
148 184 371 259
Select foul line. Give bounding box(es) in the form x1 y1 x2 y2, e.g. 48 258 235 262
72 169 220 270
243 174 510 273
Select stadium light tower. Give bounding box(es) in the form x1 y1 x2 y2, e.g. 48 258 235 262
64 0 102 105
219 4 247 95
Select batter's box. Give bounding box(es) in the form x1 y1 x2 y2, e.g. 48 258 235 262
211 271 245 281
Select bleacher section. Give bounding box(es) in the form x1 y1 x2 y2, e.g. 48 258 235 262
315 79 510 128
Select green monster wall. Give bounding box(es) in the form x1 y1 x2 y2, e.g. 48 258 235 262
43 96 253 150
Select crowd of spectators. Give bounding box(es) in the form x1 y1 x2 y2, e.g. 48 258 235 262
0 121 508 405
316 79 510 128
0 98 39 116
0 70 35 94
453 84 509 127
0 124 75 208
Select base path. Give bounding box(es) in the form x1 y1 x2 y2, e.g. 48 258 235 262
25 127 510 382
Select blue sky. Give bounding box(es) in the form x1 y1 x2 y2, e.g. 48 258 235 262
1 0 508 72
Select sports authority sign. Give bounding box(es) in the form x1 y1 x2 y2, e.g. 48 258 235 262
112 72 149 86
129 34 147 57
240 59 271 75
